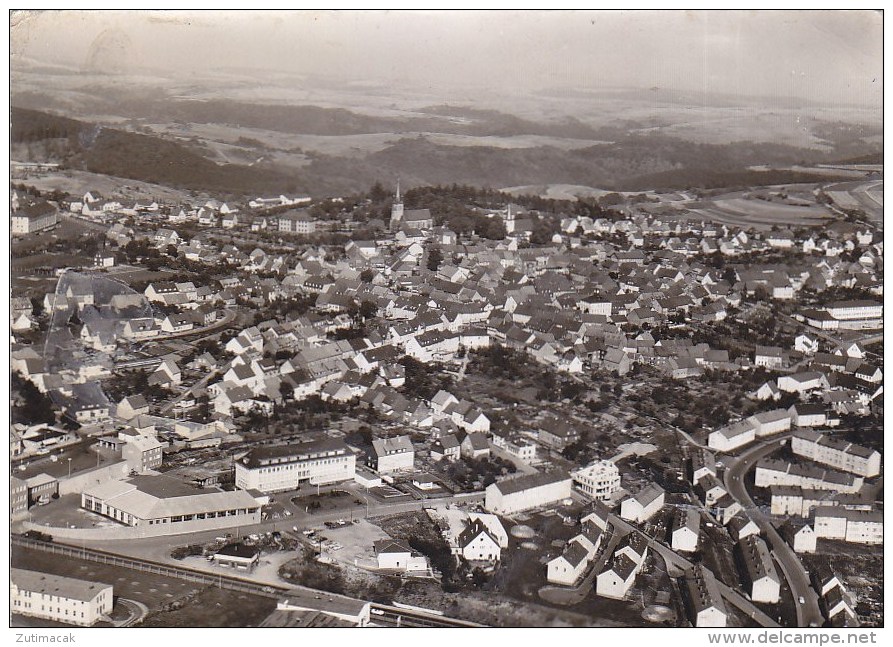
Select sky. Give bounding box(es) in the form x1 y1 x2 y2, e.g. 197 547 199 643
10 9 883 107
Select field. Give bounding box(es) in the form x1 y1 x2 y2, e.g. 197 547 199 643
11 546 276 627
12 168 196 203
690 196 832 229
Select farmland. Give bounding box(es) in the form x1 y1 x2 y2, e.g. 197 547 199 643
688 196 832 230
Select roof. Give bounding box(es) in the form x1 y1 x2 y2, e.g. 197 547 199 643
492 471 570 496
684 564 728 616
240 438 352 469
215 543 260 559
633 483 665 507
12 568 112 601
738 535 779 584
374 538 412 554
603 553 639 580
371 435 413 457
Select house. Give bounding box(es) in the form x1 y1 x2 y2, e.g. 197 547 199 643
736 535 780 603
794 333 819 355
671 508 700 553
596 553 641 600
373 539 428 572
727 512 760 542
754 345 785 369
571 460 621 501
457 519 503 563
430 434 461 462
546 538 593 586
11 569 113 627
460 432 490 460
116 395 150 420
619 483 665 523
682 565 728 628
368 435 415 474
690 448 717 484
788 403 827 428
484 471 573 515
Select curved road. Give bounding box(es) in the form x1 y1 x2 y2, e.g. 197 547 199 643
723 440 824 627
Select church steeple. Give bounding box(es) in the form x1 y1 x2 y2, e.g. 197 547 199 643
390 178 404 232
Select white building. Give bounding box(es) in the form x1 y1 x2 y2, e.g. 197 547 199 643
708 420 756 452
373 539 428 572
619 483 665 523
755 459 864 494
368 435 415 474
596 553 641 600
458 519 503 563
235 438 357 493
571 460 621 501
683 564 728 628
790 430 881 478
11 569 113 627
746 409 791 437
737 535 780 604
671 508 700 553
814 507 882 545
82 475 261 531
484 472 573 515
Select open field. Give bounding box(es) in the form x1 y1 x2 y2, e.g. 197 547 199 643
11 168 197 203
689 196 833 229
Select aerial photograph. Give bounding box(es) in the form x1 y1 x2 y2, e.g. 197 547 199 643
8 9 883 633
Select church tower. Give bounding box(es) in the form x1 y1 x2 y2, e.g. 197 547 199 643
389 179 404 231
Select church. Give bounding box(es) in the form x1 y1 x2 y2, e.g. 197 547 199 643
389 181 434 232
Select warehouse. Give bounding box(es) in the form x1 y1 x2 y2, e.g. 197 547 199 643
484 471 572 515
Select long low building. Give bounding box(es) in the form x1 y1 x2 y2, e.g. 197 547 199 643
754 459 864 494
681 564 728 628
770 485 873 517
484 471 572 515
791 430 881 478
11 568 113 626
813 506 883 545
235 438 357 493
82 474 261 530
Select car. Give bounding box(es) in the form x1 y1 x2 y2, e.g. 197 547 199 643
798 596 805 605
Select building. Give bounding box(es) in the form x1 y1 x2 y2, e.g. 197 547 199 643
754 346 785 369
278 211 316 235
121 434 165 473
212 543 260 570
708 420 756 452
824 300 882 321
671 508 700 553
547 538 592 586
11 476 28 520
619 483 665 523
25 473 58 506
11 568 113 626
235 438 357 493
747 409 791 437
682 564 728 628
736 535 780 604
275 589 371 627
373 539 428 572
368 435 415 474
571 460 621 501
813 507 882 544
790 430 881 478
755 459 864 494
81 475 261 530
11 199 59 235
457 519 503 563
484 471 572 515
460 432 491 460
788 403 828 428
596 553 641 600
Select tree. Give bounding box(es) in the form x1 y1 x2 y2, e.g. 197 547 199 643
427 246 444 272
358 300 378 321
359 268 374 283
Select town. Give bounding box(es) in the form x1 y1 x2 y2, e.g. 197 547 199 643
10 163 883 628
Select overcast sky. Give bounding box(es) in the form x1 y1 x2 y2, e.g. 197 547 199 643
11 9 883 106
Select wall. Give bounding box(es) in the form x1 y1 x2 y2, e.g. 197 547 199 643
59 461 130 496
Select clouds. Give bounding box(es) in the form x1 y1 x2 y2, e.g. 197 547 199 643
10 9 882 107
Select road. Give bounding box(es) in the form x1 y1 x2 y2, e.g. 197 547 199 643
607 513 780 628
723 441 824 628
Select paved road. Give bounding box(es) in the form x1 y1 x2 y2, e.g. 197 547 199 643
723 441 824 628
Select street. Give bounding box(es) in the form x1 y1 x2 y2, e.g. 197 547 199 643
723 440 824 627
